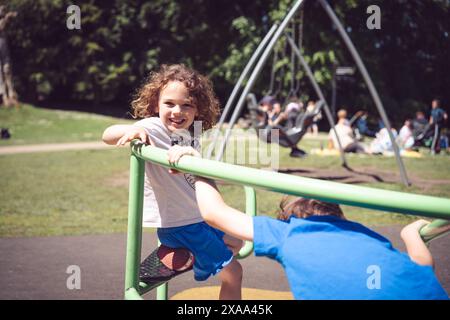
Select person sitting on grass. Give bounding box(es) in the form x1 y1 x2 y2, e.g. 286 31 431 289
328 109 366 153
167 145 448 299
397 119 415 151
412 111 431 145
368 123 398 155
352 110 376 139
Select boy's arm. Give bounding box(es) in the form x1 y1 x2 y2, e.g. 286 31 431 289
102 124 149 145
195 177 254 241
166 146 254 241
400 220 434 267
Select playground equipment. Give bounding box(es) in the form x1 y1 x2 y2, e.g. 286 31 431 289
124 141 450 300
247 95 325 156
207 0 410 186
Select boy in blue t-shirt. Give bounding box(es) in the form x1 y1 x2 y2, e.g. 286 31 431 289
165 149 448 299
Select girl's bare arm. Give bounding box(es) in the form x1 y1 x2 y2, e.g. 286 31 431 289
102 125 149 146
195 178 254 241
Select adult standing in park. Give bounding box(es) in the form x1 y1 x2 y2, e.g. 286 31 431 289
429 99 448 155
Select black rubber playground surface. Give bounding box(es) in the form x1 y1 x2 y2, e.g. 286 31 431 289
1 226 448 300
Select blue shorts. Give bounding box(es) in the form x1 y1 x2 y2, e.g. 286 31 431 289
157 222 234 281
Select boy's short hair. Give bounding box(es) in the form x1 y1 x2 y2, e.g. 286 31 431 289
277 195 345 221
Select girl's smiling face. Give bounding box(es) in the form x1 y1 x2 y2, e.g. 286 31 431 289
157 81 198 132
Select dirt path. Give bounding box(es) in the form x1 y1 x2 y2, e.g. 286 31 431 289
0 131 329 156
0 141 114 155
277 166 450 191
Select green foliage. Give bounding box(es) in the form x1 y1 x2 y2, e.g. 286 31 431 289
4 0 450 124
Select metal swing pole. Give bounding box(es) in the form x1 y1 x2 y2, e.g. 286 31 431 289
206 24 278 159
215 0 306 161
293 7 304 97
318 0 410 186
286 20 296 102
267 47 278 96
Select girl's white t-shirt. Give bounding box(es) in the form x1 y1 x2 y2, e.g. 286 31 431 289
134 117 203 228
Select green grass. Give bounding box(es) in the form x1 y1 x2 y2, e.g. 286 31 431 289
0 148 132 237
1 106 450 237
0 104 132 145
2 144 448 237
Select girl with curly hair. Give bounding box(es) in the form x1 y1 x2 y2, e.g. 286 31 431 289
103 64 243 299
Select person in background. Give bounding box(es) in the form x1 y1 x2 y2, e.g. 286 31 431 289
368 123 398 155
328 109 366 153
306 101 322 136
429 99 448 154
397 119 415 151
284 96 303 130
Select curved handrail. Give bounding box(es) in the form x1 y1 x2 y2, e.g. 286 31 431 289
130 141 450 220
125 141 449 300
420 219 450 244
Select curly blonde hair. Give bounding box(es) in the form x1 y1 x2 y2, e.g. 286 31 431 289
131 64 220 131
277 195 345 221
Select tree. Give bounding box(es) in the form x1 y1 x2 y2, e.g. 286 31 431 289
5 0 449 126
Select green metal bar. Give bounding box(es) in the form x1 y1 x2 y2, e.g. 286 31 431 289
131 142 450 220
236 186 256 259
420 219 450 244
156 238 168 300
124 152 145 300
125 288 144 300
156 279 168 300
139 281 167 296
